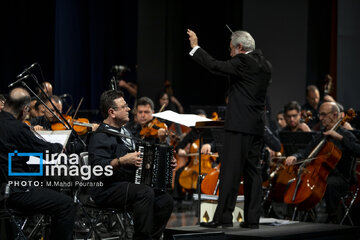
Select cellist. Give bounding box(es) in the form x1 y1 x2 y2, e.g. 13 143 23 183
285 102 360 223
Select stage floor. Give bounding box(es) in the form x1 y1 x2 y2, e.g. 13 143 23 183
164 221 360 240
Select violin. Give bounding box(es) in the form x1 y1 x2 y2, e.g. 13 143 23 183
139 118 168 139
51 114 94 135
139 103 169 139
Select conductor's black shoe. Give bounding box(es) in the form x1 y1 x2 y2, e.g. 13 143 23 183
200 220 233 228
240 222 259 229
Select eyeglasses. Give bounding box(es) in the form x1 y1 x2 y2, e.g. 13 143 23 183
112 104 128 110
318 111 333 118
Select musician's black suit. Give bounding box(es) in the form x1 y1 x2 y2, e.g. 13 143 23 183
191 48 272 225
88 123 173 240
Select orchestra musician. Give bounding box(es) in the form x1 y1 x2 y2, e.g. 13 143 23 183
0 87 75 240
282 101 311 132
285 102 360 223
187 29 271 229
30 95 64 131
30 95 94 154
126 96 168 144
88 90 176 240
276 111 287 130
0 94 6 112
302 85 321 129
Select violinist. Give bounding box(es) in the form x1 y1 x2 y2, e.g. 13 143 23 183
28 97 45 120
30 95 89 154
282 101 311 133
36 81 53 98
126 96 167 144
30 95 63 131
30 95 98 133
285 102 360 223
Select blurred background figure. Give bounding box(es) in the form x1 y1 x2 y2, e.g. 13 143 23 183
0 94 6 112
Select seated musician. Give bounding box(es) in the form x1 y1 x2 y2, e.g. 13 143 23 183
30 95 98 132
0 88 75 240
285 102 360 223
276 110 287 130
28 97 45 120
173 109 213 201
88 90 176 240
302 85 321 129
282 101 311 132
0 94 6 112
30 95 64 131
126 96 167 144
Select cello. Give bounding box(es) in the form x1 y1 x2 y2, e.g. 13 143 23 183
178 139 216 190
284 109 356 210
267 112 314 202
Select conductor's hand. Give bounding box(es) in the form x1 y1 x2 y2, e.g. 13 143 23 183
187 29 198 48
285 156 297 166
121 151 143 167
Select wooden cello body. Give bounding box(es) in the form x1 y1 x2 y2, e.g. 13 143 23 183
178 139 214 190
284 141 342 210
201 163 244 195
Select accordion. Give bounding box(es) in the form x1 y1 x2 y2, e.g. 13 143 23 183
135 143 173 191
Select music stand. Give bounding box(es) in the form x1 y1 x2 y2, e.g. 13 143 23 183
279 131 320 156
195 121 224 224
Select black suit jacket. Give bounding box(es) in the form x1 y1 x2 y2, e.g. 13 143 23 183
192 48 272 135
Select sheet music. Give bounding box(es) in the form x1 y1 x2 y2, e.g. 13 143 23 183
152 110 212 127
27 130 71 165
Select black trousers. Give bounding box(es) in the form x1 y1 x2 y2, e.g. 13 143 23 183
324 175 350 217
93 182 173 240
214 131 263 224
8 187 75 240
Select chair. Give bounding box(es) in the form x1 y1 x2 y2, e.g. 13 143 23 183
0 168 49 240
339 185 359 225
74 152 134 240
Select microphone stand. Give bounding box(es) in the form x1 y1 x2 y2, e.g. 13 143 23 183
30 74 86 149
20 81 66 127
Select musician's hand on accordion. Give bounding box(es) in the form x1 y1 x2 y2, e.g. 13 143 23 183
117 151 143 167
171 150 177 169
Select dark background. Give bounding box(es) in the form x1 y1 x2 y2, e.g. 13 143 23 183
1 0 359 123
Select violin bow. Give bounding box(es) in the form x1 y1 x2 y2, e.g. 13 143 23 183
72 97 84 119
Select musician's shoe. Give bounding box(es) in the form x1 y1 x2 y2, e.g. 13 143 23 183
240 222 259 229
200 220 233 228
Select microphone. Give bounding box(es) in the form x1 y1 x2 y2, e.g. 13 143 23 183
17 63 37 78
111 65 131 73
59 93 70 99
8 75 31 88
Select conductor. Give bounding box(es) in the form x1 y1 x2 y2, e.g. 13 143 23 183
187 29 271 228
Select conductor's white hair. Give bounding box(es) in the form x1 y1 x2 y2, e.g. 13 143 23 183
231 31 255 51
